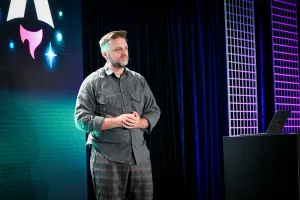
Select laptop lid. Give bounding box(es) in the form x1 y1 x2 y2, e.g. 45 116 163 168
265 110 291 134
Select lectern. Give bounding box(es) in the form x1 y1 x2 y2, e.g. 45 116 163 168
223 133 300 200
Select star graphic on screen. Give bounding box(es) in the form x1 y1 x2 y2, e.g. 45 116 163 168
45 42 57 68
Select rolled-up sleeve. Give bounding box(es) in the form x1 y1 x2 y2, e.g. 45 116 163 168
141 78 161 133
74 77 104 134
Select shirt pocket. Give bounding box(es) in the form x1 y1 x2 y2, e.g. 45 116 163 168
130 93 144 115
97 94 122 117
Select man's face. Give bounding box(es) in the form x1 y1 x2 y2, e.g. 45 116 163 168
105 37 129 68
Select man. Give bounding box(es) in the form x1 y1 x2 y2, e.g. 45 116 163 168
74 30 161 200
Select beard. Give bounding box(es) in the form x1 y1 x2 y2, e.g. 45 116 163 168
108 54 129 68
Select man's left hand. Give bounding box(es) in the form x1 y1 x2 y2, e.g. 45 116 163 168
122 111 141 129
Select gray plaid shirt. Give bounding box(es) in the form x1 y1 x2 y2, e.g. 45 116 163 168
74 64 161 164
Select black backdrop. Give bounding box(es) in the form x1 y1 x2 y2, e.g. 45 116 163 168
81 0 228 199
82 0 300 199
0 0 299 199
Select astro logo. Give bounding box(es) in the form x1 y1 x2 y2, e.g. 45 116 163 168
6 0 61 68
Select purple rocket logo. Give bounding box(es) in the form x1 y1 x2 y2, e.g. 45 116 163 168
7 0 58 68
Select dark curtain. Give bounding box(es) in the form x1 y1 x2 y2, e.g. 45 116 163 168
81 0 228 199
254 0 274 133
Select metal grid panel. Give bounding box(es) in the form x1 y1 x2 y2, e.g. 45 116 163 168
224 0 258 136
271 0 300 133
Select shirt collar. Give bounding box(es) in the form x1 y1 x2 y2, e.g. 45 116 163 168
104 62 128 76
104 63 114 75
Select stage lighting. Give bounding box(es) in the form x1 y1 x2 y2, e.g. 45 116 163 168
56 32 62 42
9 41 14 49
45 42 57 68
58 11 63 17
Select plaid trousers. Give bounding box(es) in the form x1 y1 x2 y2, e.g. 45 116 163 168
90 147 153 200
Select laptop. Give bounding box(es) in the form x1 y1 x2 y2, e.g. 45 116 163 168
265 110 291 135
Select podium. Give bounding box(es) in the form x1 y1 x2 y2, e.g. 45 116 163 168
223 133 300 200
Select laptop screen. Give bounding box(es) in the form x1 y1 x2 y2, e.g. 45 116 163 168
265 110 291 134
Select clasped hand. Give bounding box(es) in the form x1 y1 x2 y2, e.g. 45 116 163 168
117 111 140 129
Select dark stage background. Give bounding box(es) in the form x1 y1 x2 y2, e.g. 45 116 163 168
0 0 297 200
81 0 228 200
